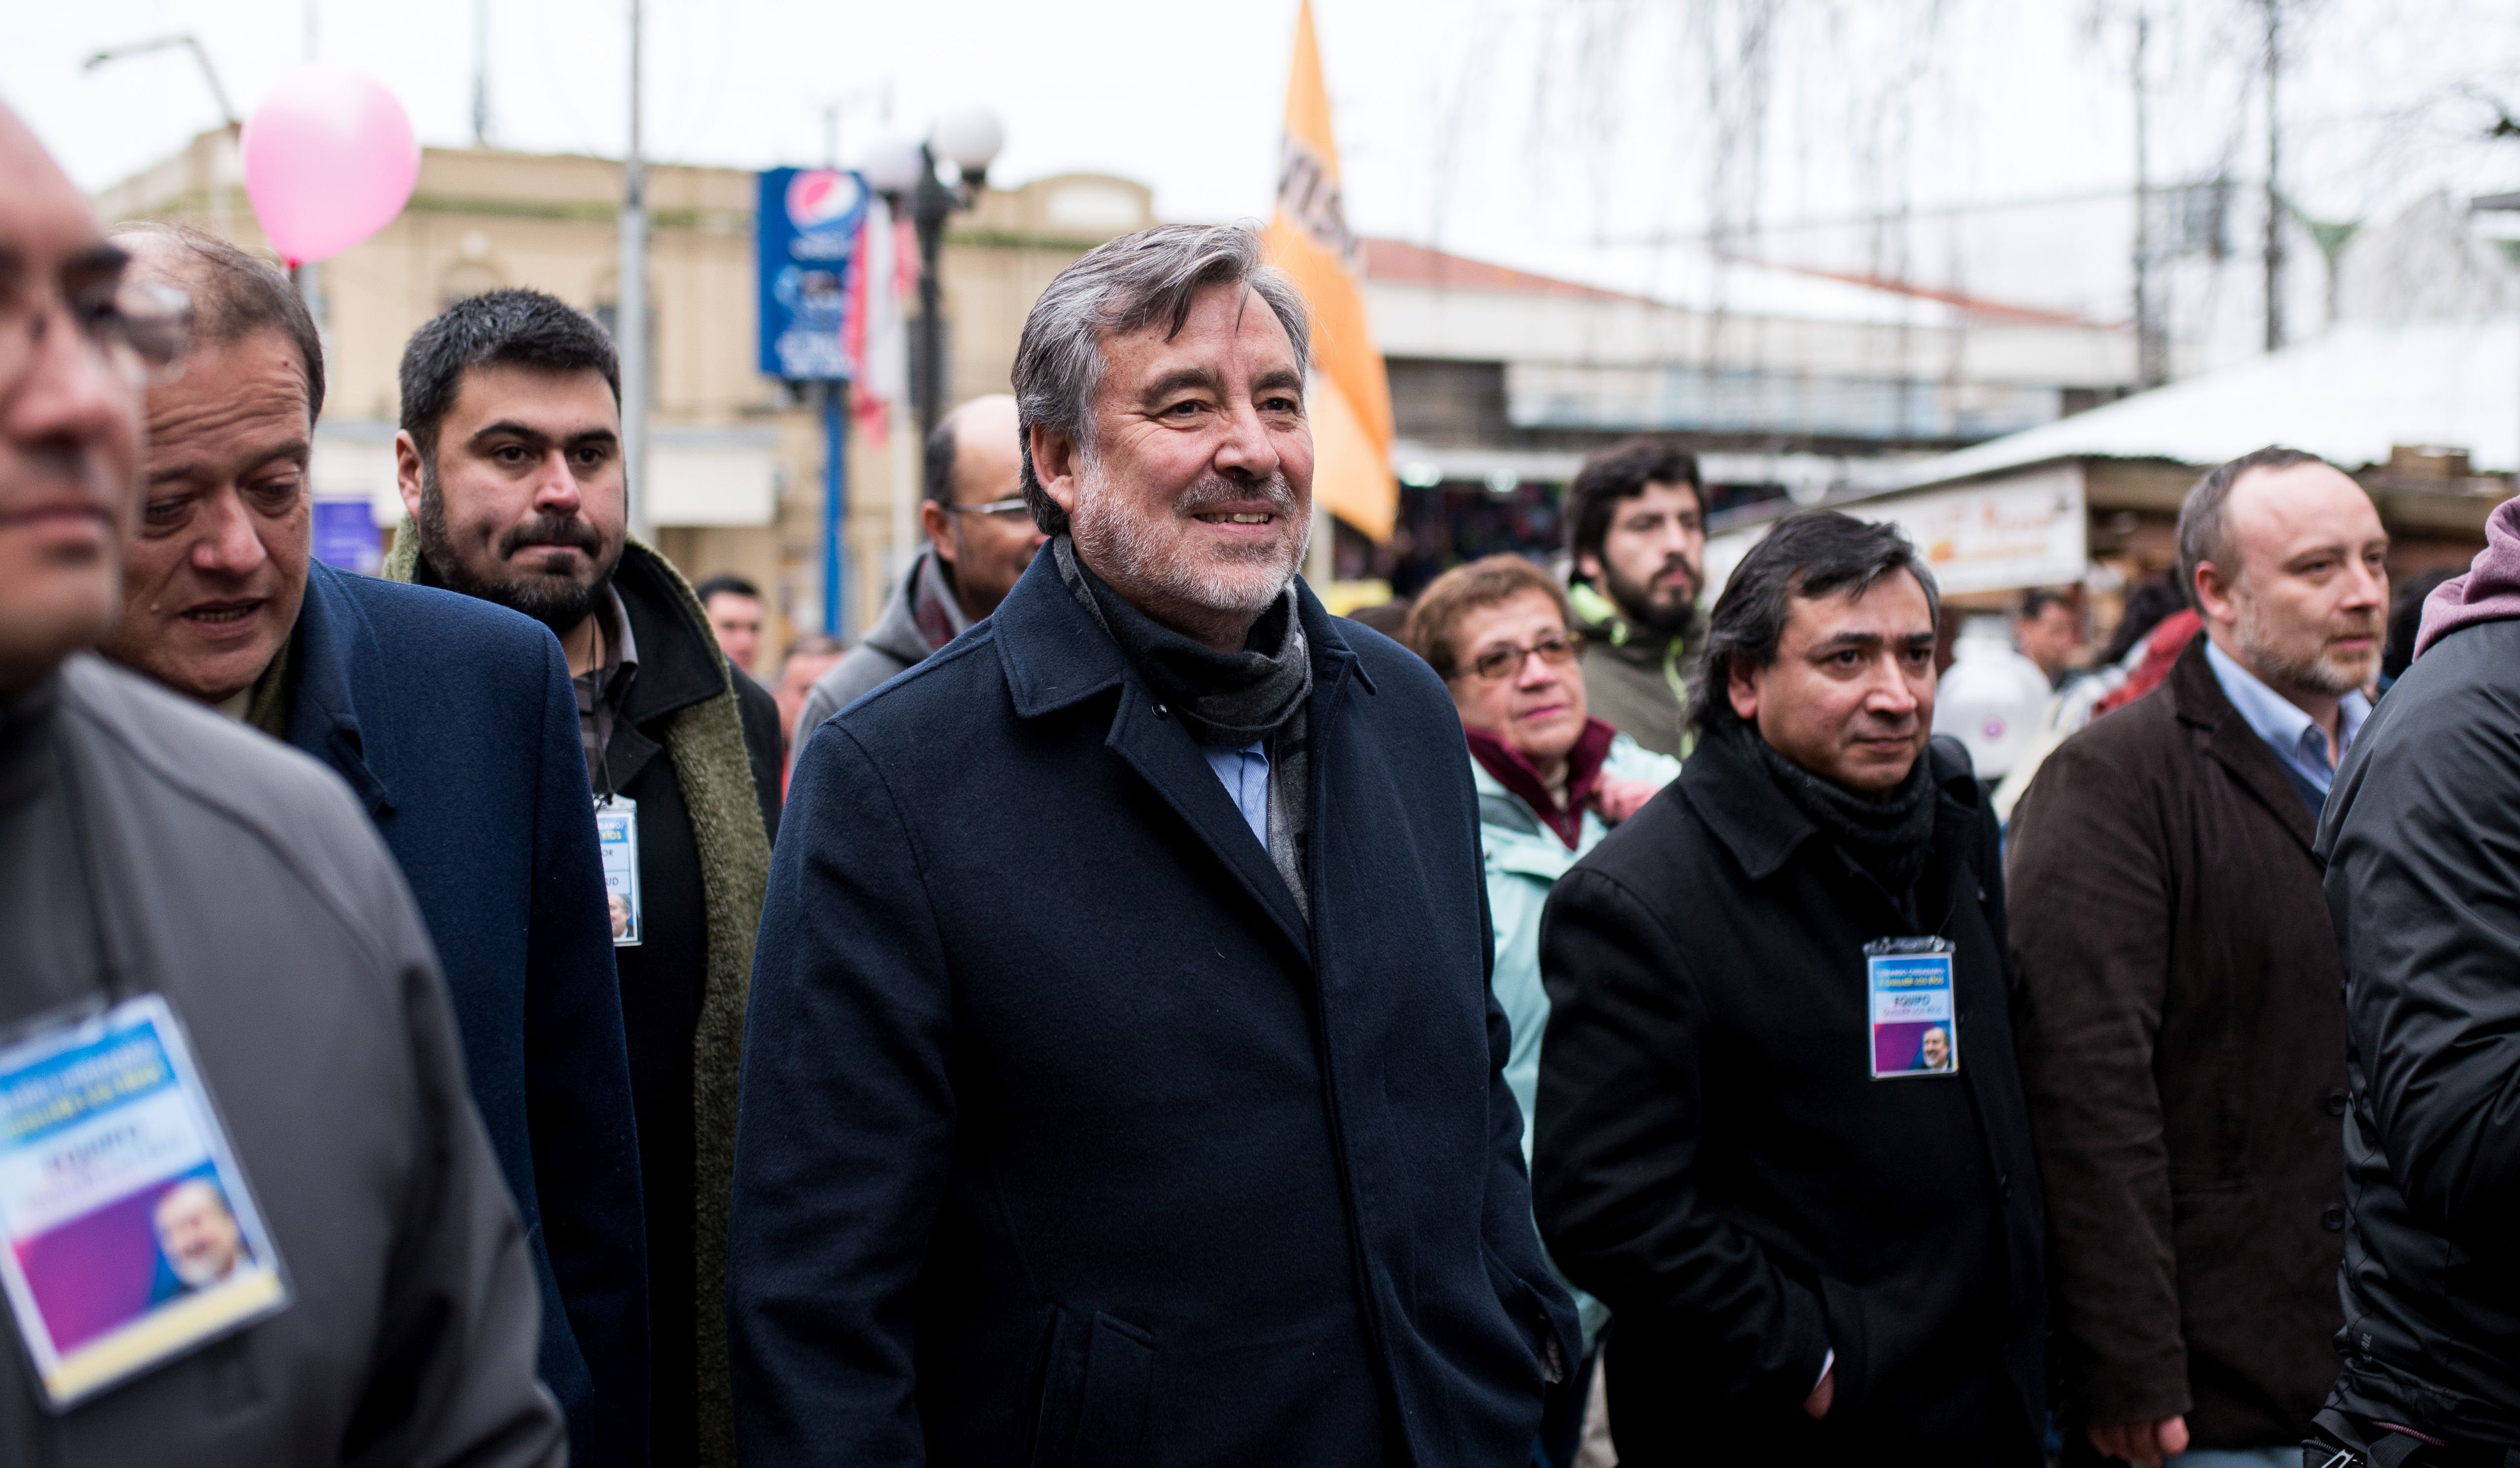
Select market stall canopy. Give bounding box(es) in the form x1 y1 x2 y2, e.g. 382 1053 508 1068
1875 314 2520 493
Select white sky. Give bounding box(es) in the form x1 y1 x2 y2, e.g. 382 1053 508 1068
6 0 2518 327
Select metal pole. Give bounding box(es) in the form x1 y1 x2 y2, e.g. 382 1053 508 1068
2131 12 2165 390
82 36 240 131
620 0 652 544
822 381 851 638
472 0 492 147
2262 0 2285 352
913 145 949 445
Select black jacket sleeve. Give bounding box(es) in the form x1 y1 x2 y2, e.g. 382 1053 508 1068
1533 865 1834 1410
2325 665 2520 1245
728 725 951 1465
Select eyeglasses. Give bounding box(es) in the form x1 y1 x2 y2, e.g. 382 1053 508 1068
0 269 192 400
1462 631 1584 683
942 496 1032 522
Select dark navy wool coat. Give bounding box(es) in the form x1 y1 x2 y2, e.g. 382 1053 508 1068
730 553 1577 1467
286 561 648 1465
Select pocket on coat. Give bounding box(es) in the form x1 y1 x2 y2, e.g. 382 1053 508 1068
1026 1305 1155 1468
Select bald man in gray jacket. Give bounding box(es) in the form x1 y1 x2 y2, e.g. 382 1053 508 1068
0 99 560 1466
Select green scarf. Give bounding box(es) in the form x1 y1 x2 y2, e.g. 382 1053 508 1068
383 520 767 1468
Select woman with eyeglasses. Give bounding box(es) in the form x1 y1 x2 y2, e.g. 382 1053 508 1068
1400 553 1678 1468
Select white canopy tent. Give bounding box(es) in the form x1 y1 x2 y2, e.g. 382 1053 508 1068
1872 315 2520 493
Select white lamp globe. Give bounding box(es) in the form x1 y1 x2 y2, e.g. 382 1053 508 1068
858 135 927 195
929 109 1005 176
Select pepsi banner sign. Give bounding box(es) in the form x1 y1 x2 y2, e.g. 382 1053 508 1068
756 167 869 381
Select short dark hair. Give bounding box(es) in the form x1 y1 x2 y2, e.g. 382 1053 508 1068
398 288 620 460
695 574 760 604
2176 445 2331 602
1403 555 1572 681
1565 438 1703 574
1689 510 1940 735
2018 586 2074 621
924 414 960 506
109 222 326 423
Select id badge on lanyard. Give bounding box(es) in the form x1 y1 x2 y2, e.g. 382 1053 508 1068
596 793 643 947
0 994 290 1409
1865 936 1959 1080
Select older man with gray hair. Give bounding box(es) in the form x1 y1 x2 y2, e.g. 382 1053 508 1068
731 223 1577 1466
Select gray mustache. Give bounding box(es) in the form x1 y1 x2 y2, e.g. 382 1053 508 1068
1176 475 1297 516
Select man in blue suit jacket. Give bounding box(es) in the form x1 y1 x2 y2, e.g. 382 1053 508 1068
732 224 1575 1466
99 225 648 1464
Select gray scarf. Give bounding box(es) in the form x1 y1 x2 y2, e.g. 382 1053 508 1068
1054 536 1314 920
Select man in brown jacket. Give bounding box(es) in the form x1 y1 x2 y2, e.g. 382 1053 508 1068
2008 446 2388 1468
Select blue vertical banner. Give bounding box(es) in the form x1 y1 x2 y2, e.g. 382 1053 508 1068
756 168 867 381
310 498 379 575
758 166 868 636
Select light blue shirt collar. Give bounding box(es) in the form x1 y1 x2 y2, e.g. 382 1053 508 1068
1200 739 1271 851
2203 637 2369 797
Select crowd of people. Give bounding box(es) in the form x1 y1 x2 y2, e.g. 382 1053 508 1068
7 93 2520 1468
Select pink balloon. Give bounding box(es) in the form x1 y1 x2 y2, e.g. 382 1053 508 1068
240 65 419 266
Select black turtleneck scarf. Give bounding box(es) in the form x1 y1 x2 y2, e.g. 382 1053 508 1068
1730 718 1938 901
1052 536 1315 918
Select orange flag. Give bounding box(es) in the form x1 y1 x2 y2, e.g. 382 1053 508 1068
1265 0 1398 543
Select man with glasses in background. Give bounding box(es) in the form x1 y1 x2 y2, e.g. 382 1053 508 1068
788 393 1043 763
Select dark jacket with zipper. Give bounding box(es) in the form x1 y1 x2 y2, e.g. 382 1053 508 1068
279 562 648 1464
1534 725 2047 1467
728 551 1579 1467
2006 637 2348 1449
2317 616 2520 1446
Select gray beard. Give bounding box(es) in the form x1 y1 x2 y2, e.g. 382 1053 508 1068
169 1250 239 1288
2235 599 2373 697
1069 463 1307 623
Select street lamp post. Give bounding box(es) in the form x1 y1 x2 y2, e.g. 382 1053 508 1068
869 110 1004 447
908 148 954 448
619 0 652 545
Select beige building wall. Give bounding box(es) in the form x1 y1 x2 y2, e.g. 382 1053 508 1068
95 130 1151 677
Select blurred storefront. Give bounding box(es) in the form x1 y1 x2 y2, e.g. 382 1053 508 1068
1346 236 2141 597
1701 314 2517 646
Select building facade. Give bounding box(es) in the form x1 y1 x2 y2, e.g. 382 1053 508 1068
96 129 1152 674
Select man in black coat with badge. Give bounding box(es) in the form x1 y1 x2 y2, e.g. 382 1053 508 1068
1534 511 2047 1467
730 223 1577 1467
